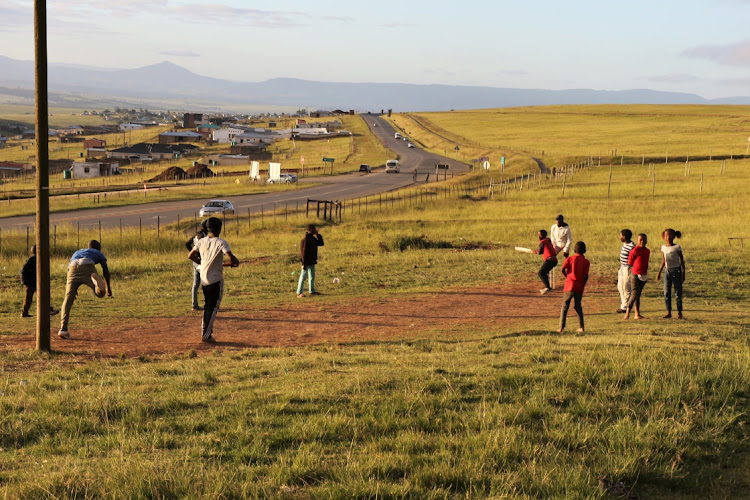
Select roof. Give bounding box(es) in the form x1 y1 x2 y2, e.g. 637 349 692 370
198 124 220 129
110 143 199 154
159 131 203 137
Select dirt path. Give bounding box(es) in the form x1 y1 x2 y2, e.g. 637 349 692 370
2 281 612 360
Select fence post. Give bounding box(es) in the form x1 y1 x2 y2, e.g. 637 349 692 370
26 226 30 253
157 215 160 241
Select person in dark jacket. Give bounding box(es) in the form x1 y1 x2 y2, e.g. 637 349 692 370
185 219 208 311
20 245 59 318
296 224 324 298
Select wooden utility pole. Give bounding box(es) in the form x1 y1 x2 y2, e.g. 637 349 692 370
35 0 51 351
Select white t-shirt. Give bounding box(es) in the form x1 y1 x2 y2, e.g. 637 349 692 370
196 236 231 285
661 244 682 269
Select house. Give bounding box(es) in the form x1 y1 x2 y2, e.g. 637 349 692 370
119 123 144 131
201 154 250 167
49 159 74 175
83 138 107 149
183 113 208 128
158 131 203 144
0 162 30 177
196 123 220 140
70 160 121 179
108 143 198 161
60 125 85 136
229 143 272 161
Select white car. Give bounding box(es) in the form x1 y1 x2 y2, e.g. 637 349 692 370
394 132 402 139
268 173 298 184
199 199 234 217
407 142 414 148
385 160 400 173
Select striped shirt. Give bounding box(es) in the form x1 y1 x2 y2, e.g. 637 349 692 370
620 242 635 266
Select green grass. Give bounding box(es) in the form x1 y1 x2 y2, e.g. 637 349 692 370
1 107 749 498
390 104 750 169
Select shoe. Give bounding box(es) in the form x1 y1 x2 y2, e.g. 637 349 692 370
91 272 106 296
297 294 305 298
58 329 71 339
50 309 59 317
201 336 216 344
310 291 321 295
192 306 203 311
21 313 31 318
615 309 626 314
540 288 551 295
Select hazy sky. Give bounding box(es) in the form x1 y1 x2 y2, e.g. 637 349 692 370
2 0 750 98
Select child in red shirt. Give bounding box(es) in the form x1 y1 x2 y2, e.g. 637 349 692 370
558 241 590 332
533 229 558 294
624 233 650 320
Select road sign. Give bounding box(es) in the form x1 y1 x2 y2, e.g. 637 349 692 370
300 156 305 164
323 157 335 162
500 156 506 165
479 156 489 162
483 161 491 170
436 164 450 170
454 145 460 151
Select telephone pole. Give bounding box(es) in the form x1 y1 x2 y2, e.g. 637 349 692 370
35 0 51 351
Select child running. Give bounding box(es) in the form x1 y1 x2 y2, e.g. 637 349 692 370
533 229 557 294
623 233 650 320
616 229 635 313
656 228 685 319
558 241 590 333
188 217 239 343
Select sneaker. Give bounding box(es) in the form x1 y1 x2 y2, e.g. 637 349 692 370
201 336 216 344
615 308 626 314
540 288 551 295
21 313 31 318
91 272 106 296
310 291 321 295
58 329 71 339
192 306 204 311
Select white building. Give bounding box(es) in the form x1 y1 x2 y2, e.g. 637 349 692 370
71 161 121 179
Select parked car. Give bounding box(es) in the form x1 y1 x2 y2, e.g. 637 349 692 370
407 142 414 148
385 160 400 173
199 199 234 217
268 173 298 184
359 164 372 173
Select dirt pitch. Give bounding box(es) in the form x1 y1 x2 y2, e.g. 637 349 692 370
2 281 612 359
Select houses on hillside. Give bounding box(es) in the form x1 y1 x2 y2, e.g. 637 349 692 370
108 143 198 161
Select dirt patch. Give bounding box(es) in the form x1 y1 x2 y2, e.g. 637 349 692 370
185 163 215 178
1 281 612 360
148 166 187 182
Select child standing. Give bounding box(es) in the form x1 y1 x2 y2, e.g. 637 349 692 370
558 241 590 333
623 233 650 320
533 229 558 294
20 245 59 318
656 229 685 319
616 229 635 313
297 224 325 298
188 217 239 343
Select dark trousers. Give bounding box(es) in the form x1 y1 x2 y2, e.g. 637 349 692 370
538 258 557 289
22 285 35 315
560 291 584 329
201 280 223 340
664 268 683 313
627 274 647 310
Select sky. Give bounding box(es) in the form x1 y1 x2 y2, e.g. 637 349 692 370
2 0 750 99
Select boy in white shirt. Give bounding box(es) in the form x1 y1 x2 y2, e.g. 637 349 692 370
188 217 239 343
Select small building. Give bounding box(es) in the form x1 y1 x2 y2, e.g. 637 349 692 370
158 131 203 144
108 143 198 161
119 123 144 131
202 154 250 167
70 160 121 179
183 113 208 128
0 162 30 178
83 138 107 149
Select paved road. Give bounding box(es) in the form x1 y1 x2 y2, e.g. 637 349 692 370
0 115 467 231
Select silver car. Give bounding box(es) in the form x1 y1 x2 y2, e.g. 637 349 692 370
199 199 234 217
268 173 298 184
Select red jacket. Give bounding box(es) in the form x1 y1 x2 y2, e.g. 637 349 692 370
628 246 650 275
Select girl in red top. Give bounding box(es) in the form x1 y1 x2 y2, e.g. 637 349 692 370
533 229 558 294
624 233 650 320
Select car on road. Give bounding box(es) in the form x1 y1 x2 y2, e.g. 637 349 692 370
199 199 234 217
268 173 298 184
385 160 400 173
407 142 414 148
394 132 402 139
359 164 372 173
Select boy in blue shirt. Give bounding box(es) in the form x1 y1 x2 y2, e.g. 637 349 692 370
58 240 112 339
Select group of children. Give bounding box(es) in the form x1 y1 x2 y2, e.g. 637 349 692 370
534 219 686 331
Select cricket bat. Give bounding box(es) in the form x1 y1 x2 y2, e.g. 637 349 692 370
514 246 533 253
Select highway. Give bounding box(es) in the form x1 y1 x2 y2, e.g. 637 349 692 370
0 115 468 231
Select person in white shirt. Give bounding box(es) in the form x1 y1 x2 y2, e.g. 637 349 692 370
616 229 636 313
188 217 239 343
550 214 573 258
656 228 685 319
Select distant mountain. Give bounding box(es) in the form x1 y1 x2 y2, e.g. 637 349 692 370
2 55 750 111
